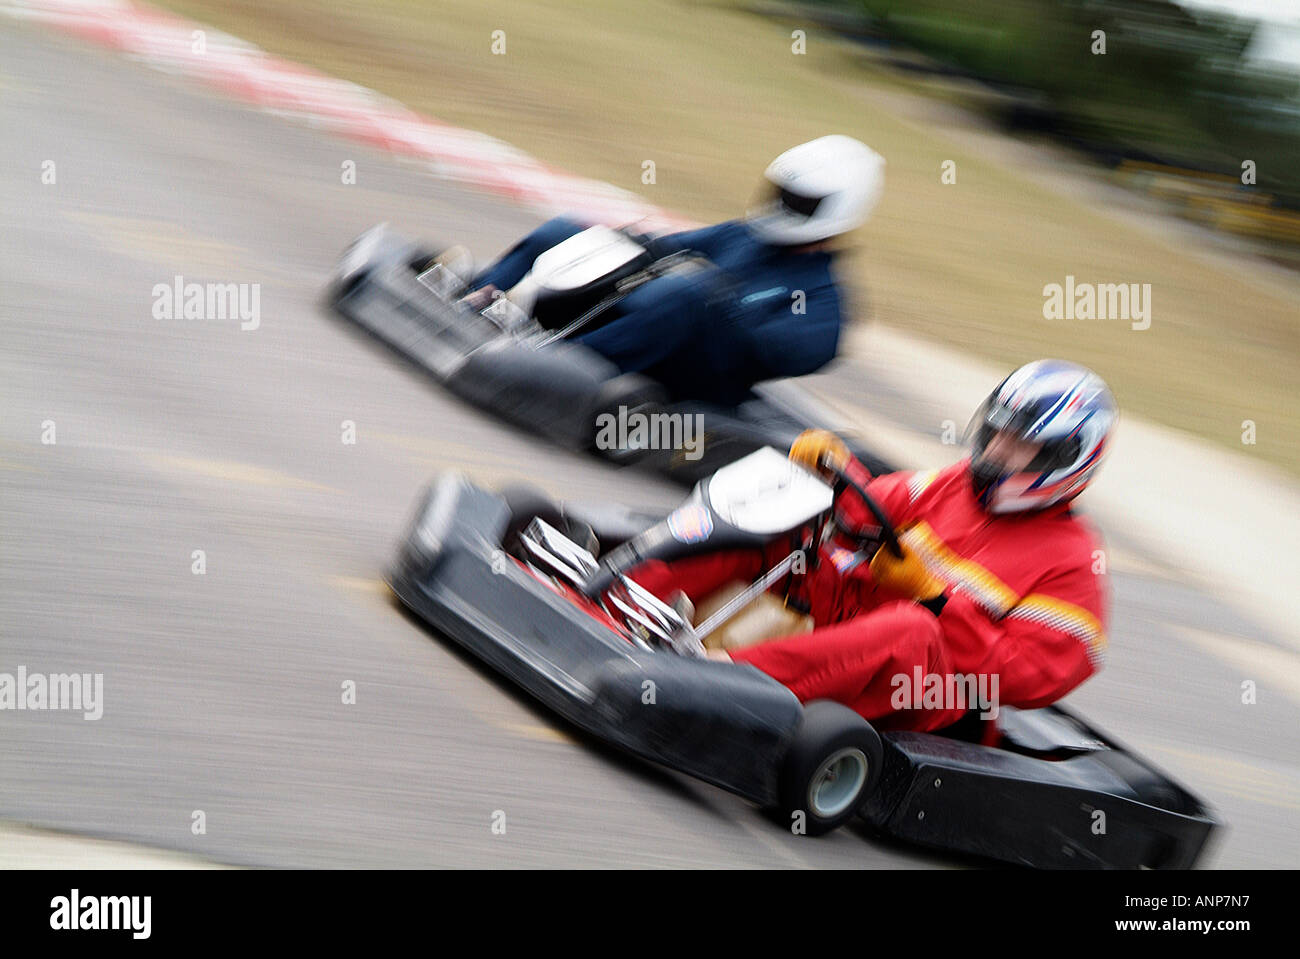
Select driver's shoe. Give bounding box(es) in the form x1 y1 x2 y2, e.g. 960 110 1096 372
459 284 499 311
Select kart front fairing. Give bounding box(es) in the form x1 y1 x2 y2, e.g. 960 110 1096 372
390 472 805 807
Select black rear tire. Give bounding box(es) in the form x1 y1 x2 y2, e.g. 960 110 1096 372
777 700 883 836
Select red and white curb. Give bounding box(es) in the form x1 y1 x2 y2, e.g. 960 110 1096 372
2 0 695 231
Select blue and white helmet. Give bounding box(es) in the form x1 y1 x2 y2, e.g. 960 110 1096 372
965 360 1117 514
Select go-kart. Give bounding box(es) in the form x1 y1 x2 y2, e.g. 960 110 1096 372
388 447 1218 867
329 222 894 484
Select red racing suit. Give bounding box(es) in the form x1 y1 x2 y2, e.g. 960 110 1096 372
633 457 1108 731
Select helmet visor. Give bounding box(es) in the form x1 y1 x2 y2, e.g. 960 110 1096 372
747 179 822 226
968 403 1080 485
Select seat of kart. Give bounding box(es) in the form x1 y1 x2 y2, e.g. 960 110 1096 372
530 247 653 331
940 705 1107 755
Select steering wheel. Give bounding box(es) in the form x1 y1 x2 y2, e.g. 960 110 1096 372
819 460 905 559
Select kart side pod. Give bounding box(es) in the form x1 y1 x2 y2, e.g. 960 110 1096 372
860 718 1218 869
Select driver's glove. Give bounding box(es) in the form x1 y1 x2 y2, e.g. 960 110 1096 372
868 529 947 605
789 429 850 478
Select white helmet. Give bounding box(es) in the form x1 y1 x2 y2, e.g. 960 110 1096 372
746 135 886 246
966 360 1117 514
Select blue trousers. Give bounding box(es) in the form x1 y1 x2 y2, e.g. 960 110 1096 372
472 218 738 400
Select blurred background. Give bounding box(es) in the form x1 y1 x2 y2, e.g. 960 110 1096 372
1 0 1297 869
158 0 1300 472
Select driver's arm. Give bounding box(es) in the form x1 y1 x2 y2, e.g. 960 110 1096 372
637 223 736 260
867 530 1105 708
788 430 912 518
931 558 1107 710
734 285 842 381
841 467 915 529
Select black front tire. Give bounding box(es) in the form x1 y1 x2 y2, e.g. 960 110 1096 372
777 701 883 836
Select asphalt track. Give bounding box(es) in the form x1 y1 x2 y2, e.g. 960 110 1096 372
2 19 1298 868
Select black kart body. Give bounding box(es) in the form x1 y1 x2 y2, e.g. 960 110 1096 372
328 224 894 484
389 454 1218 868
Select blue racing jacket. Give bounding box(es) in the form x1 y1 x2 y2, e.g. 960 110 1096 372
597 220 846 407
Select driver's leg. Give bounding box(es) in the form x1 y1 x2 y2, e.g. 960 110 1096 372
630 551 764 609
470 216 588 293
577 267 724 374
728 601 968 732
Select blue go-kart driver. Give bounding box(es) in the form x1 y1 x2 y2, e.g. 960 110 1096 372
460 135 886 407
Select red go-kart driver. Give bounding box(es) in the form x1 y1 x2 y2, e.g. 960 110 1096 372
635 359 1117 731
